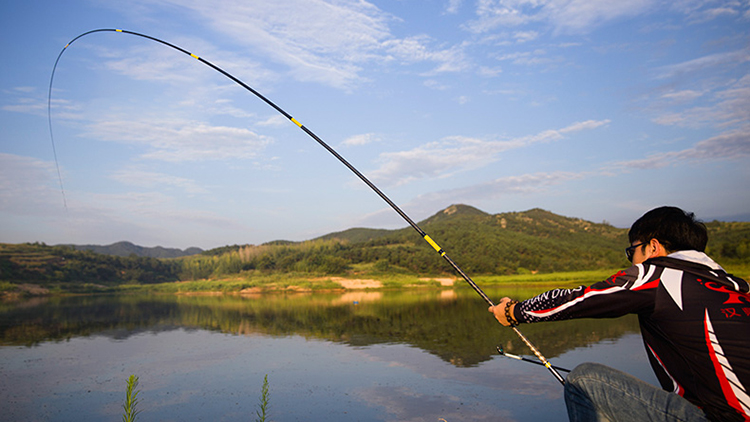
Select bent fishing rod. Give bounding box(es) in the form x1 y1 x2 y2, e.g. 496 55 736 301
49 29 565 385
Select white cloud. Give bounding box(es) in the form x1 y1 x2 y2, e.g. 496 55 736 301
651 73 750 128
132 0 392 89
357 170 591 225
559 119 611 133
670 0 748 23
653 49 750 80
368 119 609 186
62 190 247 248
3 86 82 119
0 155 245 247
91 36 279 109
513 30 539 43
660 90 704 102
419 170 585 205
256 115 290 128
83 118 274 162
101 42 207 84
424 79 450 90
107 0 469 89
467 0 655 34
615 129 750 169
543 0 655 33
494 49 559 67
0 153 62 215
342 133 381 147
478 66 503 77
110 169 209 195
382 36 470 74
446 0 464 14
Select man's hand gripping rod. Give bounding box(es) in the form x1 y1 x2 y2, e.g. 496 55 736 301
438 255 567 385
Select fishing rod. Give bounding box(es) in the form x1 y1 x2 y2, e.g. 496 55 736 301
49 28 565 384
497 347 570 373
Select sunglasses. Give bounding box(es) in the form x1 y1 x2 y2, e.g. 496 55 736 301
625 241 647 262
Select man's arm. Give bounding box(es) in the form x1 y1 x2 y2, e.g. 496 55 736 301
490 266 653 325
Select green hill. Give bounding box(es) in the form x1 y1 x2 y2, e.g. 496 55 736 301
62 241 203 258
315 227 393 244
329 204 629 274
2 204 748 292
194 204 747 277
0 242 181 292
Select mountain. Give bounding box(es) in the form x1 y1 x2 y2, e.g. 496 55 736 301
64 241 203 258
2 205 748 289
315 227 393 243
265 204 629 274
397 204 628 273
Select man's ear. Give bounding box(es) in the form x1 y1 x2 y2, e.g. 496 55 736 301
649 238 668 258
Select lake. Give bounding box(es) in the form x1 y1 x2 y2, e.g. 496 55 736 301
0 287 658 421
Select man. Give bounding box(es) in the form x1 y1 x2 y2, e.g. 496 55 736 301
489 206 749 421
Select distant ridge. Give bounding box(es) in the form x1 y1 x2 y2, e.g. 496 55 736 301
315 227 393 243
3 204 746 288
314 204 623 245
707 212 750 223
63 241 203 258
51 204 749 265
315 204 492 244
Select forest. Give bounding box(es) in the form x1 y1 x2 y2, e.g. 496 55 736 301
2 205 749 292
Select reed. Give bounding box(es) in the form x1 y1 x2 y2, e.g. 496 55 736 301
255 374 270 422
122 374 141 422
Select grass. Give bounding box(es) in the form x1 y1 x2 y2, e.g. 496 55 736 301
138 272 344 293
256 374 270 422
119 374 271 421
9 263 746 297
113 268 620 295
724 262 750 280
122 375 141 422
474 269 622 286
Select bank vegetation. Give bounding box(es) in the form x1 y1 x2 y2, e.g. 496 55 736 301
2 205 748 296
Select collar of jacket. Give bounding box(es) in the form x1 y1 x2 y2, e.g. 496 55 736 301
646 251 749 294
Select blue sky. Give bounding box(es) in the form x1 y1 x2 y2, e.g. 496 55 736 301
1 0 748 250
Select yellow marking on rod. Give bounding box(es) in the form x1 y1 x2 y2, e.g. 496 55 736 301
545 362 552 368
190 53 200 60
290 117 303 127
116 29 123 32
424 235 445 256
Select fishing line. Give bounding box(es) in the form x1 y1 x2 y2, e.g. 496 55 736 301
49 28 565 384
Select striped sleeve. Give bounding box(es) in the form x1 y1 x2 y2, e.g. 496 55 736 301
515 265 657 323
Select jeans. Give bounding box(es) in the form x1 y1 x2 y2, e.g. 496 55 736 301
564 362 709 422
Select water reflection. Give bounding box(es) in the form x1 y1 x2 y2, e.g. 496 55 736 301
1 287 641 366
0 287 654 422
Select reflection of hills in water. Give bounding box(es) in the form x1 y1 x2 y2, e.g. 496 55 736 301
1 291 641 367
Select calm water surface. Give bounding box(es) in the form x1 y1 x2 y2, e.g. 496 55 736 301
0 287 658 421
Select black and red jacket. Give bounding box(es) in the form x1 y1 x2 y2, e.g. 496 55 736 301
514 251 750 421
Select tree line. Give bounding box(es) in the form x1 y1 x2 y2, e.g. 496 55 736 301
2 207 748 287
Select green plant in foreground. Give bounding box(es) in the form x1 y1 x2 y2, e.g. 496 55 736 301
255 374 270 422
122 374 141 422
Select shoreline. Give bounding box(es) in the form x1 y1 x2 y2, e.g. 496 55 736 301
1 271 607 300
11 263 750 298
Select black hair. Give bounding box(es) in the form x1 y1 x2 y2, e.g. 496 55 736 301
628 206 708 252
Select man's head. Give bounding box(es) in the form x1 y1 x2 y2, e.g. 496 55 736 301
627 206 708 263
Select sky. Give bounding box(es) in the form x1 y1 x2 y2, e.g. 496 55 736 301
1 0 749 250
